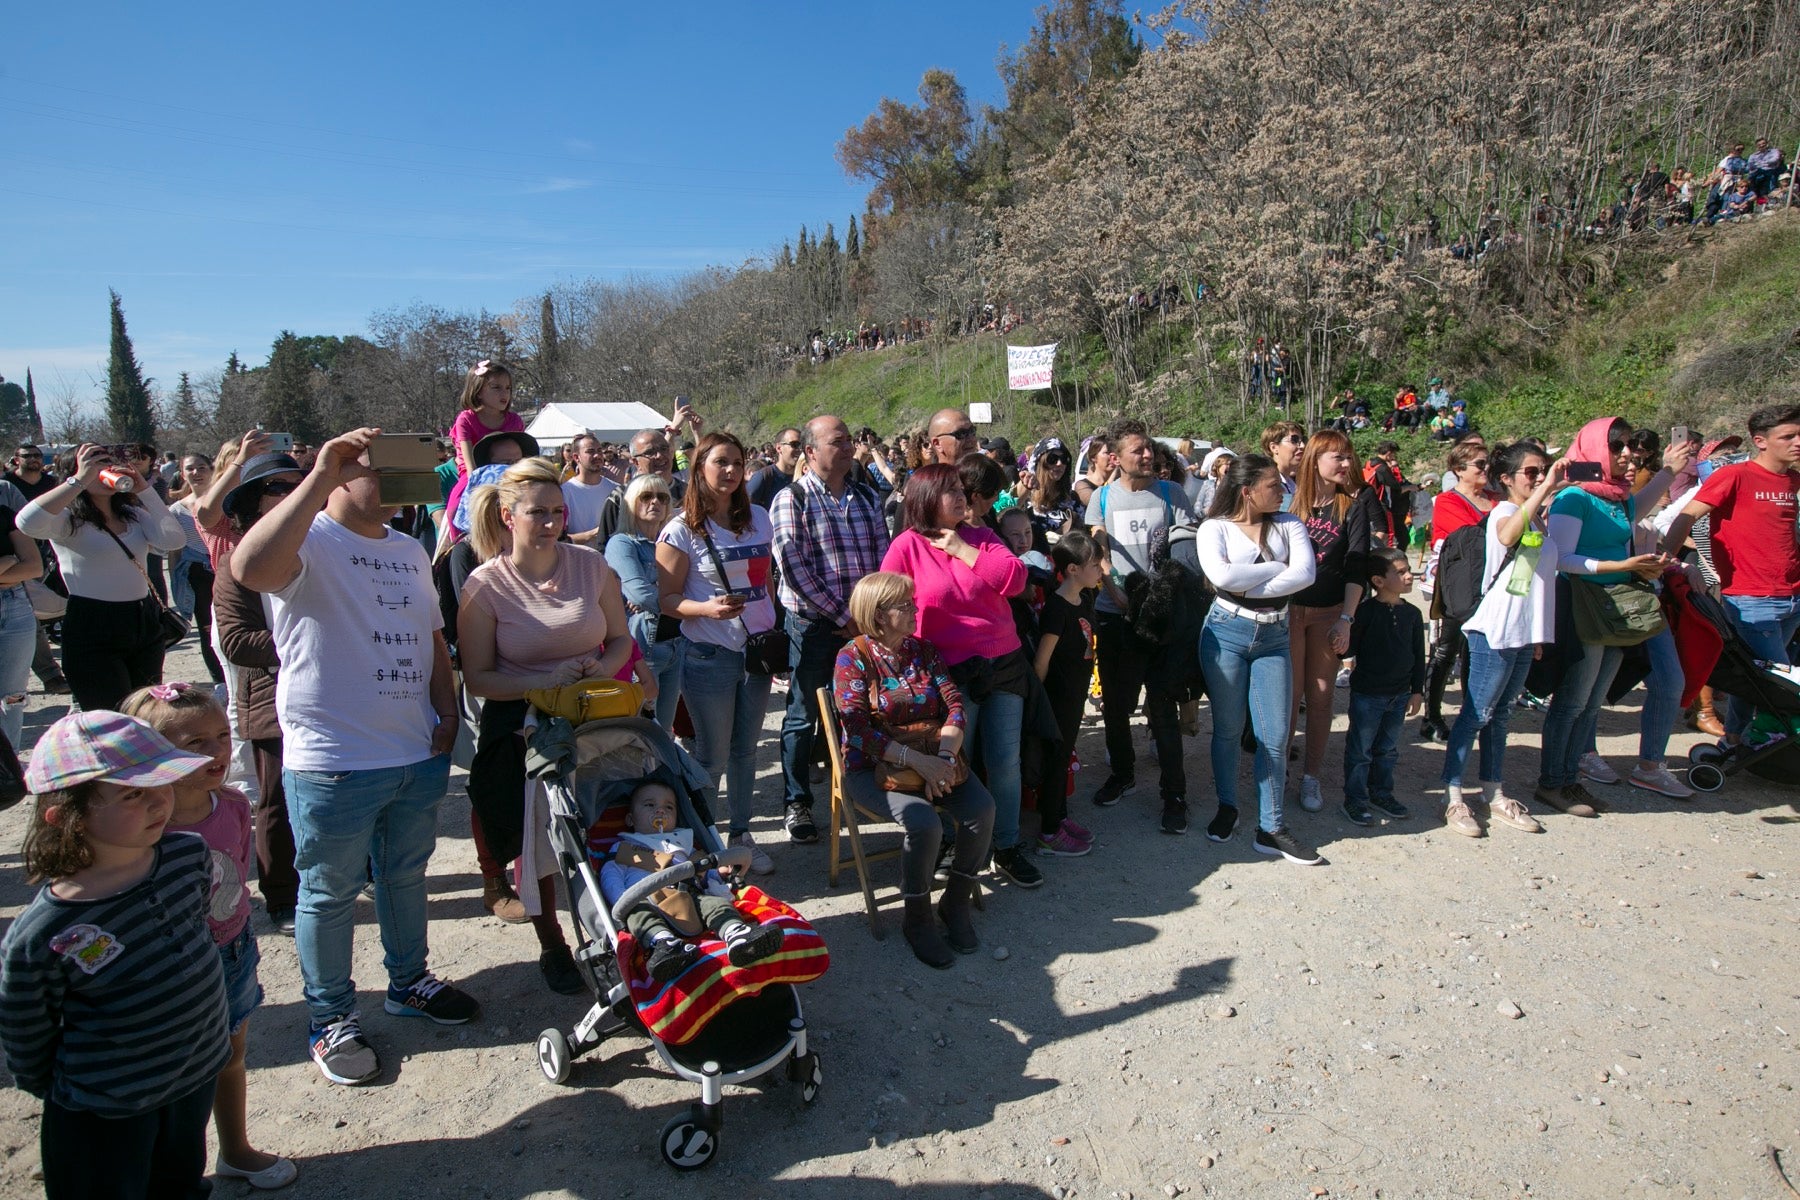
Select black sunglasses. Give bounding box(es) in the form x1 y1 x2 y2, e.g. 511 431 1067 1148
261 481 299 498
937 426 977 441
778 441 802 450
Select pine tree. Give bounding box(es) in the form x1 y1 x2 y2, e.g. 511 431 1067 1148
538 293 560 403
105 290 157 444
23 369 42 442
261 332 321 443
226 350 243 376
846 215 861 259
0 377 28 442
171 371 208 438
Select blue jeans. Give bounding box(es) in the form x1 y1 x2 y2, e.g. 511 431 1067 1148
643 635 686 731
682 641 773 834
1344 691 1409 806
284 755 450 1025
0 587 36 748
780 613 848 810
1636 627 1682 761
1199 607 1292 832
1538 640 1624 790
1722 594 1800 736
1442 631 1534 787
168 545 209 620
964 688 1025 851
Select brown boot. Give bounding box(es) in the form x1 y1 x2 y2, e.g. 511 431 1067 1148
482 876 529 924
1688 687 1724 737
938 871 980 955
902 893 954 969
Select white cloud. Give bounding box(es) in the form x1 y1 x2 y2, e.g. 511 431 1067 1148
528 177 597 194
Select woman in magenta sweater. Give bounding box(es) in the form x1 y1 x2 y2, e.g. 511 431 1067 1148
879 462 1040 888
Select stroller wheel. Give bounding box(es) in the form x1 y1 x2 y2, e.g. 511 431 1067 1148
536 1029 572 1084
1688 763 1726 793
659 1107 718 1171
1688 742 1726 767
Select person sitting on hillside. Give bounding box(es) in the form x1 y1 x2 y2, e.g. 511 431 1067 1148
1747 138 1785 197
1719 177 1757 221
1718 143 1750 178
1387 386 1423 431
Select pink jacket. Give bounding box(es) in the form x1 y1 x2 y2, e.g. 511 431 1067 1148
880 526 1025 666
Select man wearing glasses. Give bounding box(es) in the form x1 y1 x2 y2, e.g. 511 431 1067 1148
593 428 688 548
749 427 803 509
926 408 980 466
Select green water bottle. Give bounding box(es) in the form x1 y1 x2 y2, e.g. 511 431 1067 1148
1507 530 1543 596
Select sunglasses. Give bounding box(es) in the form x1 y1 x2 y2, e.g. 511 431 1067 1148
1516 466 1547 479
937 427 977 441
1283 435 1307 446
1607 439 1630 453
261 481 298 498
778 441 802 450
1468 459 1490 471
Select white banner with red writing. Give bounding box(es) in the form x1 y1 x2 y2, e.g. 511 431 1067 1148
1006 342 1057 391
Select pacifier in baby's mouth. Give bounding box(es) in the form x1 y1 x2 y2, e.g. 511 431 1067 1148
653 817 668 833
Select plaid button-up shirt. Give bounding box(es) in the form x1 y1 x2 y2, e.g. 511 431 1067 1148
769 472 889 627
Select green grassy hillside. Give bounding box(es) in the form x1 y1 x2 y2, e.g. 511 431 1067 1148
746 211 1800 463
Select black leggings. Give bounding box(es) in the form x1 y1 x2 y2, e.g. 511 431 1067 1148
183 563 224 683
61 595 164 713
42 1076 216 1200
1424 615 1469 722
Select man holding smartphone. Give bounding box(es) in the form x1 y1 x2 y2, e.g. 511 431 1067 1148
1660 404 1800 743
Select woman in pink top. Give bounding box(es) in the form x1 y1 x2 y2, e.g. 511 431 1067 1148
442 360 526 539
879 462 1042 889
458 458 639 995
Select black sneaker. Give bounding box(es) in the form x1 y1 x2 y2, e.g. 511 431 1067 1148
539 945 587 995
308 1013 379 1086
1367 794 1411 820
1418 717 1450 743
384 972 479 1024
1342 796 1375 826
784 802 819 845
1092 775 1136 808
1205 805 1240 843
991 844 1045 888
1253 826 1326 865
1160 798 1189 835
647 938 700 983
723 921 784 967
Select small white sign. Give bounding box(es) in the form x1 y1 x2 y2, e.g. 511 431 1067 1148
970 403 993 424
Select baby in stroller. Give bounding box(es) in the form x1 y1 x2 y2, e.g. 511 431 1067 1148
601 780 785 982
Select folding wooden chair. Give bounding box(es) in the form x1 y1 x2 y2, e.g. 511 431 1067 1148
817 687 982 940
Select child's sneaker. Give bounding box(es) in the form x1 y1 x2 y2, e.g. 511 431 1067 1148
722 921 784 967
1367 794 1411 820
383 972 479 1025
1037 827 1092 856
1058 816 1095 844
647 937 700 983
309 1013 379 1086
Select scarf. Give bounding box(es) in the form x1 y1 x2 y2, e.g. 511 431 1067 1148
1567 417 1632 504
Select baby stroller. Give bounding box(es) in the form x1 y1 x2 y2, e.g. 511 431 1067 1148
529 716 826 1170
1680 586 1800 792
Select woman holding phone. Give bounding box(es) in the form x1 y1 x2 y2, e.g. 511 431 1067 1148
19 444 187 711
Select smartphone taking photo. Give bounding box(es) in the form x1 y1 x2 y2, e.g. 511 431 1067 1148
1565 462 1604 482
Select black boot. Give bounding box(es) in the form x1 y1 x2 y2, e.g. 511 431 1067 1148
902 893 954 969
938 871 979 955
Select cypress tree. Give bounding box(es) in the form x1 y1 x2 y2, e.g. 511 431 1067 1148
847 214 861 259
538 294 560 402
105 290 157 443
24 369 42 442
262 331 321 443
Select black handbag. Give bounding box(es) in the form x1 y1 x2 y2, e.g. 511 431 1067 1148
699 528 789 676
106 528 191 651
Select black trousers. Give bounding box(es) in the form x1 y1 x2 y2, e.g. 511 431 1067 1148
252 737 297 912
42 1077 218 1200
61 595 164 713
1424 614 1469 722
1095 612 1185 800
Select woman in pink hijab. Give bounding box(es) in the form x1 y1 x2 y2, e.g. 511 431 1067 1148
1533 418 1674 817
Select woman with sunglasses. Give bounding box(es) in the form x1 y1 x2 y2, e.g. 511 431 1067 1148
1024 439 1080 542
1533 418 1672 817
606 473 685 730
1438 442 1566 836
1419 440 1494 741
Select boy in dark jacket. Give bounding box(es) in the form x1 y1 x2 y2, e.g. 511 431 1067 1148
1341 548 1425 825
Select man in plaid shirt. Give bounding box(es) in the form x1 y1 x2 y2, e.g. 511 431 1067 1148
770 415 890 843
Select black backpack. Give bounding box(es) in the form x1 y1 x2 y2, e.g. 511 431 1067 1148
1431 516 1519 623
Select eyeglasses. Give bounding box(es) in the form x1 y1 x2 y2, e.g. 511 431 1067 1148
631 448 669 461
883 599 917 612
261 481 298 498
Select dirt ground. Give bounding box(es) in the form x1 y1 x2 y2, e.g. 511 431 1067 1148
0 632 1796 1200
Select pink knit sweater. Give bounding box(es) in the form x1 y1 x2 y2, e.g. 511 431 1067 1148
879 526 1025 666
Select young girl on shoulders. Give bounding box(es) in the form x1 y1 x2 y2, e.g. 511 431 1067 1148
122 682 297 1190
0 710 235 1199
443 359 526 540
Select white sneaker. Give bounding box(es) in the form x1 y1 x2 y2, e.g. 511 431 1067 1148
1335 668 1352 689
729 831 775 875
1299 775 1324 812
1628 763 1694 799
1578 752 1620 786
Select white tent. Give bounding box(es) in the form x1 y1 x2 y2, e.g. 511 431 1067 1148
524 402 671 448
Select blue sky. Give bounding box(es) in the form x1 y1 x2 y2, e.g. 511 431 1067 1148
0 3 1042 412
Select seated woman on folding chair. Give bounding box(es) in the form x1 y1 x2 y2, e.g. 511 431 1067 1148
832 571 995 970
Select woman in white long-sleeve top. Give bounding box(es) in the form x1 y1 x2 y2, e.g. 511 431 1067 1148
1196 453 1322 864
19 443 187 711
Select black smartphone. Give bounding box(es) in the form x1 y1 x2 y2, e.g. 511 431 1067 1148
1566 462 1604 482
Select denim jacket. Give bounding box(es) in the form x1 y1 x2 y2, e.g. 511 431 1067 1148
605 533 662 654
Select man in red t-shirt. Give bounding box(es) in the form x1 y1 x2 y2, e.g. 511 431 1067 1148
1661 403 1800 741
